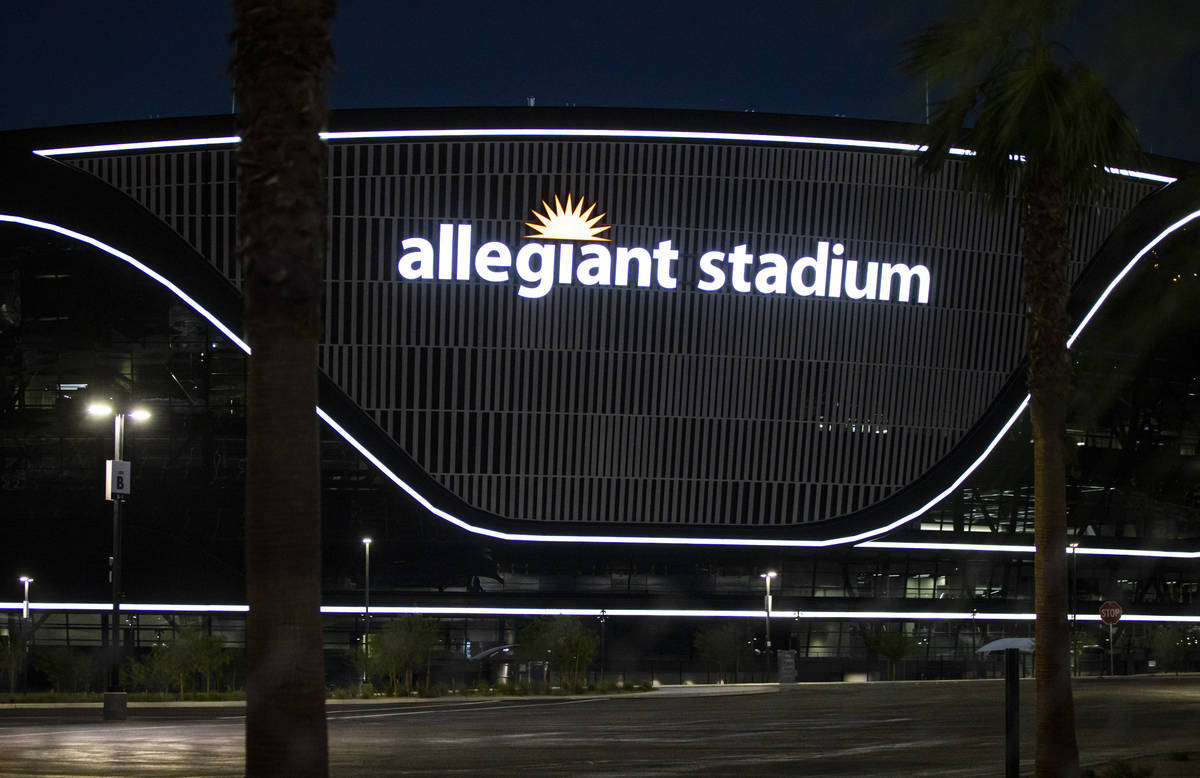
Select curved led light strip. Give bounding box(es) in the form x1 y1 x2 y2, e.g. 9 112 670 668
33 129 1176 185
7 140 1193 553
5 601 1199 623
0 215 250 354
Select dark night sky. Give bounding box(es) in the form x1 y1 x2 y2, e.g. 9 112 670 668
2 1 1198 159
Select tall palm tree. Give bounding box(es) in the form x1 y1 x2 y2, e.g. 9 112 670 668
231 1 335 775
902 2 1140 775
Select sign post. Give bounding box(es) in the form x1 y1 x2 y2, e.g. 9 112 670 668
1100 601 1122 676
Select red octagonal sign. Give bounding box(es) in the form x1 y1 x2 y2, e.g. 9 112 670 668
1100 601 1122 625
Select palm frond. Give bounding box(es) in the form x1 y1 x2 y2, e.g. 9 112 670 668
902 0 1141 204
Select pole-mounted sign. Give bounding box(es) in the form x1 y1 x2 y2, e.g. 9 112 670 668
105 459 130 501
1100 601 1122 676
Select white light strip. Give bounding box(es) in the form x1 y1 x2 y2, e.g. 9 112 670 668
33 136 241 157
1067 209 1200 349
31 129 1176 185
0 602 250 613
858 540 1200 559
320 127 933 154
1073 546 1200 559
0 215 251 355
859 541 1037 554
6 602 1200 623
1103 166 1177 185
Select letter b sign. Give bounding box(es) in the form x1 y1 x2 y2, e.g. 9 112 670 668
105 459 131 501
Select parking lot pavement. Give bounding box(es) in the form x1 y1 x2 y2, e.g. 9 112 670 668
2 676 1199 775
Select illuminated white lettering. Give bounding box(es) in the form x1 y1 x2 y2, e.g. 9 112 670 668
844 260 878 300
394 226 932 305
827 243 844 298
398 237 435 280
474 241 511 283
455 225 472 280
728 245 754 293
879 263 931 303
515 243 555 298
437 224 455 280
558 243 574 285
615 247 652 288
697 250 725 291
577 244 612 285
653 240 679 289
789 249 826 297
754 252 789 295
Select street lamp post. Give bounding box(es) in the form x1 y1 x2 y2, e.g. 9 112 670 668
88 402 149 721
760 570 777 682
362 537 372 683
18 576 33 620
598 609 607 681
1069 542 1079 676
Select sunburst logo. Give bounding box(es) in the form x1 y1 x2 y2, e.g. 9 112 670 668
524 194 611 242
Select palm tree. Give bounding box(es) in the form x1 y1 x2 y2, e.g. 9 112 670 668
902 2 1140 775
231 1 335 775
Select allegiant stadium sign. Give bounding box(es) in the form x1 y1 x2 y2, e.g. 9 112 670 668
396 195 931 304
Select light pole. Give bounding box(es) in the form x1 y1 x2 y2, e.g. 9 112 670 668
362 537 372 683
19 576 33 620
1069 542 1079 676
88 401 149 721
760 570 777 681
598 609 607 681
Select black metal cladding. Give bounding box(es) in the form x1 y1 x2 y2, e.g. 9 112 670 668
63 115 1159 527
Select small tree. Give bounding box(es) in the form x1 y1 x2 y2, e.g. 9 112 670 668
0 636 15 694
169 626 232 695
32 647 97 693
520 616 598 691
1150 627 1186 675
694 624 752 683
123 646 175 694
370 616 441 696
862 627 919 681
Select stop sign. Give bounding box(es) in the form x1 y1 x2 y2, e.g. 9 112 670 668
1100 601 1122 625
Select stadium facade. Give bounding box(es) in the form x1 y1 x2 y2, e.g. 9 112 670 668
2 108 1199 681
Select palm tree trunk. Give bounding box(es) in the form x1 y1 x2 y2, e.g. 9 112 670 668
232 2 333 775
1021 166 1080 777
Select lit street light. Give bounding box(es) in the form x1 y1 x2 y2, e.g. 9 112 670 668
19 576 33 620
88 401 150 721
362 537 372 683
761 570 777 682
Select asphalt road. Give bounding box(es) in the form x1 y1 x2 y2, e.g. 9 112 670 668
3 677 1200 776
